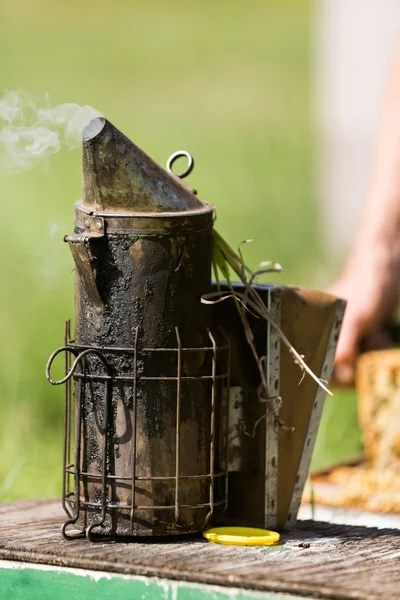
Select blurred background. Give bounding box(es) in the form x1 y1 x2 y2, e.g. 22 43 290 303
0 0 398 500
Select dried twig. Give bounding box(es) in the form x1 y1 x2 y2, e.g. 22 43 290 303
207 230 333 397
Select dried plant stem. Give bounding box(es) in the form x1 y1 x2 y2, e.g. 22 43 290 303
208 231 332 397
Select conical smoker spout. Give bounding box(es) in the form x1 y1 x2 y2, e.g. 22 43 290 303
82 117 203 213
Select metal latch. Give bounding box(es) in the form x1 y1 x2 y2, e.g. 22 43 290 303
64 215 105 311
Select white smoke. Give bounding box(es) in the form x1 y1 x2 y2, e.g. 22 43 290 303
0 90 102 172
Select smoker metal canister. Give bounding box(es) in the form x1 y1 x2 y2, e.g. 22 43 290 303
61 118 227 536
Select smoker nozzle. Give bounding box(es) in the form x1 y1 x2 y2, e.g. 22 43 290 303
81 117 204 215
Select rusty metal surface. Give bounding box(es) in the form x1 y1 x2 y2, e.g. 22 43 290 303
68 215 223 536
65 236 104 311
82 118 203 213
74 203 214 235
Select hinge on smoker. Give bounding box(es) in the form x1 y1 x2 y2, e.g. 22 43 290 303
64 215 105 311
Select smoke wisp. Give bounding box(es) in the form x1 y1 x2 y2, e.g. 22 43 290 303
0 90 102 172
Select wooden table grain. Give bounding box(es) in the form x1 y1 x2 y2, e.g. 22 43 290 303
1 499 400 600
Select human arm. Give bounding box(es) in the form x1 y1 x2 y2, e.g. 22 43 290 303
330 45 400 384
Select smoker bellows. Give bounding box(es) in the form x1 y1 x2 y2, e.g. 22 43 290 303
46 117 345 539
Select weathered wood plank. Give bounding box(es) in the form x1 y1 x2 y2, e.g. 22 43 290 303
1 499 400 600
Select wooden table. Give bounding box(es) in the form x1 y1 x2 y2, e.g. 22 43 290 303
1 499 400 600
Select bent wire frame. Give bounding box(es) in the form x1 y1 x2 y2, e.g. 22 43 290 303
46 321 230 540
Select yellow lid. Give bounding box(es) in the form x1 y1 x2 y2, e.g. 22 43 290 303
202 526 280 546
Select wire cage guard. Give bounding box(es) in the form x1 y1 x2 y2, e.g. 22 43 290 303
46 321 231 540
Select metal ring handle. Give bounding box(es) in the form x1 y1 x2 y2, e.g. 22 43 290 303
166 150 194 179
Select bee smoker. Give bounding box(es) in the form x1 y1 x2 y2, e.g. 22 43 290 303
47 117 345 540
46 118 230 538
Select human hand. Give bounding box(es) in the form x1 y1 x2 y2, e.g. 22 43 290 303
328 259 400 385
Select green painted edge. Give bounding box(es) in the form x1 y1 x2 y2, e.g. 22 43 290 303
0 561 309 600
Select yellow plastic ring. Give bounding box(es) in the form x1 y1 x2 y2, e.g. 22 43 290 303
202 526 280 546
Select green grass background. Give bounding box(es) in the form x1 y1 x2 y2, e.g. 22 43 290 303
0 0 361 501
